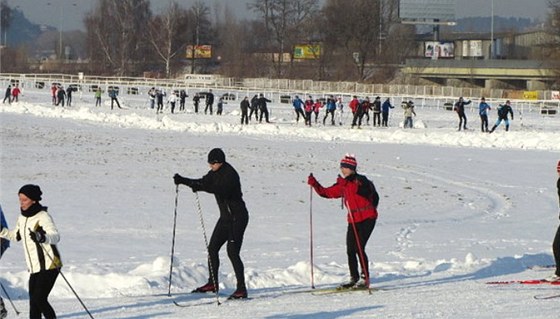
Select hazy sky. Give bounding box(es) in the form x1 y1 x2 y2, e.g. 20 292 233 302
8 0 551 32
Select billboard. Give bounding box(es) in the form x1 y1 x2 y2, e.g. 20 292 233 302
424 41 454 58
399 0 456 21
462 40 483 57
186 45 212 59
293 44 322 59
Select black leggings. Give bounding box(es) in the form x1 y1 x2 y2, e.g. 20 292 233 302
29 269 59 319
346 218 376 281
207 215 249 289
553 223 560 276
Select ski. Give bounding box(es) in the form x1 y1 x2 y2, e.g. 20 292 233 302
170 292 223 308
534 293 560 300
310 286 378 295
486 279 560 285
527 265 555 271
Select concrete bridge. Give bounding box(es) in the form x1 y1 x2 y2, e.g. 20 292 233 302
402 59 558 90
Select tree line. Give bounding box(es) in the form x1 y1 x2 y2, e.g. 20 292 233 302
1 0 560 84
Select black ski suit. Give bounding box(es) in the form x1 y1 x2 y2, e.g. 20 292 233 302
184 162 249 290
554 177 560 277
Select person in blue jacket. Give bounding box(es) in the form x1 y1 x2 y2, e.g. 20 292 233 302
478 97 492 132
292 95 306 123
323 95 337 125
381 98 394 127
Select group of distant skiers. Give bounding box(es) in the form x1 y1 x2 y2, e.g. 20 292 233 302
454 96 514 133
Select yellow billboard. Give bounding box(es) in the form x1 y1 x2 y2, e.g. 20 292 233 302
294 44 321 60
522 91 538 100
186 45 212 59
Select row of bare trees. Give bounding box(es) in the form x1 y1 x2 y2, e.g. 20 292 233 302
2 0 560 83
79 0 418 82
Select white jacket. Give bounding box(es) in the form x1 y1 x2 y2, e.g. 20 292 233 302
0 209 62 274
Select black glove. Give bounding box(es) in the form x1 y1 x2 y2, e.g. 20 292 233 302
29 228 46 243
173 173 192 186
190 180 203 192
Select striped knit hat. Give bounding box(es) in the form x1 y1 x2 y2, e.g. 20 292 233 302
340 154 357 170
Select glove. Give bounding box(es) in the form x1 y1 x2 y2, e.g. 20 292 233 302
173 173 192 186
29 228 46 244
307 174 318 187
189 180 203 193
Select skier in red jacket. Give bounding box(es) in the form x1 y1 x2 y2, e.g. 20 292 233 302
308 154 379 289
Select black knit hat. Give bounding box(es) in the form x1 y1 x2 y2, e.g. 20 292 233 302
207 148 226 164
18 184 42 201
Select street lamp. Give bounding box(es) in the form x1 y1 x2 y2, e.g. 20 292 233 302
490 0 494 59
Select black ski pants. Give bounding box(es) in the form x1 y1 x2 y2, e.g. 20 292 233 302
554 223 560 277
207 215 249 290
346 218 376 282
29 269 59 319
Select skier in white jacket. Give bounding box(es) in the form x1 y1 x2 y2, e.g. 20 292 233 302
0 184 62 319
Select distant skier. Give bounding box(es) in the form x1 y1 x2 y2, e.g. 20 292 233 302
479 97 492 132
205 89 214 115
66 86 73 107
381 97 394 127
56 86 66 107
454 97 472 131
11 85 21 103
372 96 381 127
258 93 271 123
489 100 514 133
307 154 379 289
402 100 416 128
179 90 188 111
193 93 200 113
148 87 156 109
0 185 63 319
292 95 306 123
156 89 165 113
2 85 11 104
323 95 336 126
313 99 322 124
336 97 344 126
216 97 224 115
240 96 250 125
549 160 560 282
174 148 250 300
249 95 259 122
95 87 102 107
109 87 122 110
304 96 314 126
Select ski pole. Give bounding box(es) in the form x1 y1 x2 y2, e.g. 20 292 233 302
0 280 20 315
167 185 179 296
194 192 221 306
38 243 95 318
309 185 315 289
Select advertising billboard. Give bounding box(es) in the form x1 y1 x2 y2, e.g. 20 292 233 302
425 41 454 58
293 44 322 60
399 0 456 21
462 40 483 57
186 45 212 59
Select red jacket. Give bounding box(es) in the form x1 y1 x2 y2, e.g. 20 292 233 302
312 173 378 223
11 87 21 97
313 101 323 113
349 98 360 113
304 100 314 112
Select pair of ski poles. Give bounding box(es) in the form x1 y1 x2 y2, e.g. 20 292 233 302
308 180 371 292
168 186 220 305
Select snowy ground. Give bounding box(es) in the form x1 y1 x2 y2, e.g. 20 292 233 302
0 86 560 318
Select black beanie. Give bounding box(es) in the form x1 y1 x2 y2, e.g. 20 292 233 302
18 184 42 201
207 148 226 164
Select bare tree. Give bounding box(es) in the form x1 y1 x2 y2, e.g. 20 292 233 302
147 1 189 78
84 0 151 75
0 0 12 46
249 0 319 77
187 1 212 74
546 0 560 86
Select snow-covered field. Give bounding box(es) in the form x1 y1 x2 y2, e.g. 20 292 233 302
1 86 560 318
